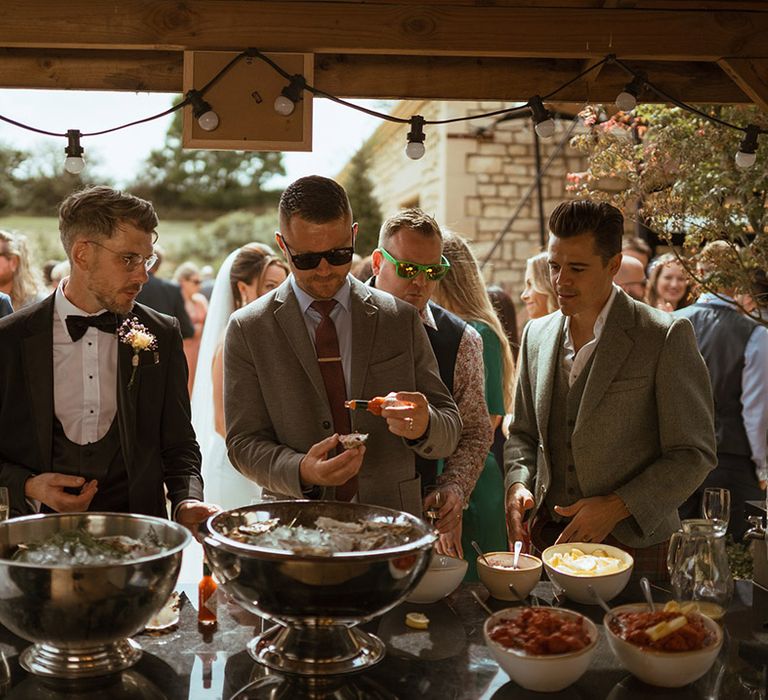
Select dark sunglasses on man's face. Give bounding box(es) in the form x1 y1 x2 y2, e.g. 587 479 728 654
277 233 354 270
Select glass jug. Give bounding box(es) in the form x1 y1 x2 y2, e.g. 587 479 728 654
667 519 733 609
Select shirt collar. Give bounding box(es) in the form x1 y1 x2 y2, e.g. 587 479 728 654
54 278 107 334
419 302 438 330
563 284 619 352
290 273 352 315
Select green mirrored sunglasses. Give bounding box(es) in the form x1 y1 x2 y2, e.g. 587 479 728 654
378 247 451 281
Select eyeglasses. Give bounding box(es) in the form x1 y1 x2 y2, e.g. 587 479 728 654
378 247 451 281
277 233 354 270
86 240 157 272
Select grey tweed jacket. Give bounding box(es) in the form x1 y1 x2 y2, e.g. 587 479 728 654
224 275 462 516
505 289 717 548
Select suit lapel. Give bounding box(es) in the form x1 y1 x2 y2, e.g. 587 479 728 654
116 312 143 472
349 279 378 400
274 283 327 402
574 292 635 432
534 314 563 446
22 298 56 471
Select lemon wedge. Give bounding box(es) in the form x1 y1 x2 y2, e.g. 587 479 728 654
405 612 430 630
645 615 687 641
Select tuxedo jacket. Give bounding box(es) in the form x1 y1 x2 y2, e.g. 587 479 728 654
505 289 717 548
0 295 204 518
224 276 462 517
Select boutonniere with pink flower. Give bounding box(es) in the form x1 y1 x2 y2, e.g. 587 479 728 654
118 317 158 387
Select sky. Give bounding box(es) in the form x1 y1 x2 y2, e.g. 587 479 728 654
0 89 388 188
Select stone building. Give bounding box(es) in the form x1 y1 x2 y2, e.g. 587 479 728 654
349 100 588 300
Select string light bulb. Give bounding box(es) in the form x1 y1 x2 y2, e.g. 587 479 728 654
64 129 85 175
187 90 219 132
529 96 555 138
735 124 760 169
615 75 645 112
274 75 306 117
405 116 426 160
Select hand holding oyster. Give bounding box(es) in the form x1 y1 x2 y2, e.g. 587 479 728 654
338 432 368 450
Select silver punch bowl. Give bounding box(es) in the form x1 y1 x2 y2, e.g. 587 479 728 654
0 512 191 679
200 501 437 676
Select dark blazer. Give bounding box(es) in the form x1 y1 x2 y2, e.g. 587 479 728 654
0 295 204 518
136 274 194 339
0 292 11 319
506 289 717 548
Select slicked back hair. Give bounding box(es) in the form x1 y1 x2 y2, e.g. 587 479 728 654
378 208 442 249
278 176 352 230
548 200 623 265
58 185 158 260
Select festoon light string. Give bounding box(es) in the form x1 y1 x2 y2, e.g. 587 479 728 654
0 50 763 174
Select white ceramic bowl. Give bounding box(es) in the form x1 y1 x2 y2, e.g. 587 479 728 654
477 552 542 601
484 606 598 692
542 542 633 604
604 603 723 687
406 553 467 604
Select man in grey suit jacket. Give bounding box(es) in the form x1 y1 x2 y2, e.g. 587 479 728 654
505 201 716 575
225 176 462 519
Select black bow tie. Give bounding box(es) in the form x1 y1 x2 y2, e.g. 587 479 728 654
65 312 119 342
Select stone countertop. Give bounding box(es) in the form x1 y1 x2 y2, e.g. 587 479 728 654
1 579 767 699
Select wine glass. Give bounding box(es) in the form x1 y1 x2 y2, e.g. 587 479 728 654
0 487 8 522
702 487 730 537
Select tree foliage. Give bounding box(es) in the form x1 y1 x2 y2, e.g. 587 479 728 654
131 112 285 215
568 104 768 323
339 143 383 256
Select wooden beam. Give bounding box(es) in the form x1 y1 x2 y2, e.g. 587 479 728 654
0 50 754 104
718 57 768 112
1 2 767 60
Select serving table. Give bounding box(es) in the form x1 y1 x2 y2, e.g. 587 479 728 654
0 578 766 699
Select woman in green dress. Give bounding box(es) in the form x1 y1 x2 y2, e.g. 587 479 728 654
433 232 516 580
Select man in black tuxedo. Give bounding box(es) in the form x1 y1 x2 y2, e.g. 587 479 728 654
0 186 216 530
135 245 194 339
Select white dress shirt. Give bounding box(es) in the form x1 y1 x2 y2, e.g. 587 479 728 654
53 280 118 445
562 285 619 386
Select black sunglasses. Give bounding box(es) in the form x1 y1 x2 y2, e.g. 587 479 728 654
277 233 354 270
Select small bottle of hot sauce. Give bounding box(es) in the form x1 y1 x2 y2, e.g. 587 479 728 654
198 559 218 631
345 396 416 416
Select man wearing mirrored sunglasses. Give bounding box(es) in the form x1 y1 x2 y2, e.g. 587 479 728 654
225 176 461 517
371 209 492 559
0 186 216 532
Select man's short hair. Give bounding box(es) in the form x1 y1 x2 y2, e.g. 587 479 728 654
548 200 623 264
623 236 652 260
58 185 158 259
378 208 442 249
278 176 352 230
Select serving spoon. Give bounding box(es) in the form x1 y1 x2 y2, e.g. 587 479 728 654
512 540 523 569
587 584 626 633
471 540 491 567
640 576 655 612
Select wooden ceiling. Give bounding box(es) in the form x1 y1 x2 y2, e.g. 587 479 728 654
1 1 766 110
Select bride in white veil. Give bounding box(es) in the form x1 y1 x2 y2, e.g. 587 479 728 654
191 244 288 509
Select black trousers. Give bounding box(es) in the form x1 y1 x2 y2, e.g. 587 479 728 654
678 453 764 541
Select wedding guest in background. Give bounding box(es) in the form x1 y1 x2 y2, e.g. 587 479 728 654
372 209 491 559
677 242 768 540
50 260 71 290
0 292 12 318
614 254 647 301
433 231 515 579
191 244 288 509
351 254 373 281
136 243 194 339
174 261 209 394
0 230 46 310
487 285 519 363
622 236 653 272
646 253 693 312
0 185 216 530
43 259 60 292
200 264 215 301
521 251 558 320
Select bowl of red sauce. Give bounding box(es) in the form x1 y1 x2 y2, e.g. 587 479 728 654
604 604 723 687
483 606 598 692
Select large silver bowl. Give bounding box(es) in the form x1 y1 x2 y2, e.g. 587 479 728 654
0 512 191 679
201 501 437 676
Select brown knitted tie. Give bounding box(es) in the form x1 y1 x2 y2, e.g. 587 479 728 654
311 300 356 500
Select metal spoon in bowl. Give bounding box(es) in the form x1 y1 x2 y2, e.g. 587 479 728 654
471 540 491 567
512 540 523 569
640 576 655 612
470 589 494 616
587 584 626 633
507 582 530 606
